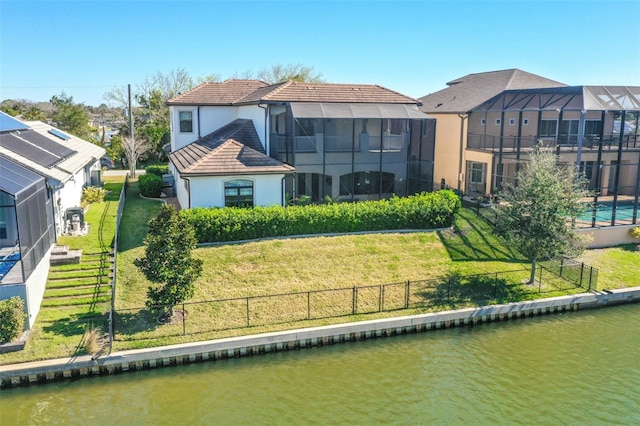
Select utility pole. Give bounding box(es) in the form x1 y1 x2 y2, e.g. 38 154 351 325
128 84 135 177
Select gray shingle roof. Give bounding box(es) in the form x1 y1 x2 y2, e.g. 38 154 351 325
169 118 293 176
418 69 567 113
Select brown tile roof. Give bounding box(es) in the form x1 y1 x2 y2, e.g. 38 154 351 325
418 69 567 113
168 80 420 106
172 139 294 176
167 79 269 105
169 119 293 176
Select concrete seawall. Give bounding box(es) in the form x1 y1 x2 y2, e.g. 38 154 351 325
2 287 639 389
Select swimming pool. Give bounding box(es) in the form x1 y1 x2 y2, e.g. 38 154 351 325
579 200 638 224
0 252 20 281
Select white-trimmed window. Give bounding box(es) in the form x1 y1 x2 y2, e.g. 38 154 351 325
225 179 254 207
539 119 558 137
470 162 485 184
523 118 529 126
495 118 501 125
179 111 193 133
480 118 486 125
508 118 516 125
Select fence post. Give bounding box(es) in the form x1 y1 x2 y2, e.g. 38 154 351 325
246 297 250 327
560 257 564 278
538 268 542 293
307 291 311 320
588 267 594 291
182 302 186 336
379 284 383 312
405 280 410 309
580 263 585 288
352 286 357 315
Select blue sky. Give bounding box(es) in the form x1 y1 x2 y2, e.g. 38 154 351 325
1 0 639 106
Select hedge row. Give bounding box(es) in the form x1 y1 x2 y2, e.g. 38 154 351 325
181 190 461 243
139 174 163 198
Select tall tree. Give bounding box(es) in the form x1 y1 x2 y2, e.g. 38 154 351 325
50 93 93 139
135 204 203 320
494 145 590 284
22 105 47 121
257 63 325 84
121 135 153 178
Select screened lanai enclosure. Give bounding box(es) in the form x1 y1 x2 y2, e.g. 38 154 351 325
466 86 640 228
0 156 55 286
268 103 436 202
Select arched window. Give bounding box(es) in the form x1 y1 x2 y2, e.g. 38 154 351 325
224 180 253 207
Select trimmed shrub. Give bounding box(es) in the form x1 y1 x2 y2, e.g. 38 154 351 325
81 186 106 208
145 164 169 177
139 173 163 198
0 296 26 343
181 190 461 243
630 226 640 240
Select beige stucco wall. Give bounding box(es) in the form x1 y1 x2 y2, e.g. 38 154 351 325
578 225 639 248
431 113 465 190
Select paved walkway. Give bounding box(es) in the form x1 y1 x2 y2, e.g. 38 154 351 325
103 169 146 177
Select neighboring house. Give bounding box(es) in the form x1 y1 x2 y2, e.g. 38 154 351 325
419 70 640 230
0 111 106 328
418 69 566 192
0 112 106 236
467 85 640 228
167 80 435 208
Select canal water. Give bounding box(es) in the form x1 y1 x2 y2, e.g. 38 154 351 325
1 304 638 425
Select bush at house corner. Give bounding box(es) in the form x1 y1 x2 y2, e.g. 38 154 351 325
0 297 26 344
181 190 461 243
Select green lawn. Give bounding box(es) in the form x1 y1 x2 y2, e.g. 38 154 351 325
577 244 640 289
0 177 123 365
3 182 638 364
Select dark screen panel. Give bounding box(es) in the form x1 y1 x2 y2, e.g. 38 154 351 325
0 133 61 168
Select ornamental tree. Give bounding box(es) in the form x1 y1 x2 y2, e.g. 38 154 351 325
135 204 203 319
494 145 590 284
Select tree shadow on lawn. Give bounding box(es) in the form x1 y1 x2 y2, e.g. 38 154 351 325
41 311 109 337
112 309 163 337
414 272 535 310
438 212 523 262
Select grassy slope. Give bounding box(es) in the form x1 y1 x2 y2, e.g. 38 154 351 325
577 244 640 289
3 181 637 362
0 178 123 365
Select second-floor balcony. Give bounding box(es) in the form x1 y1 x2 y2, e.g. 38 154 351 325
274 133 405 154
467 133 640 153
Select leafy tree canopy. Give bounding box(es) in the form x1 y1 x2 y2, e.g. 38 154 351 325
256 63 325 84
134 204 203 318
50 92 94 139
494 144 591 283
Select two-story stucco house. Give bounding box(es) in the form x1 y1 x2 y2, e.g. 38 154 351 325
167 80 436 208
419 70 640 231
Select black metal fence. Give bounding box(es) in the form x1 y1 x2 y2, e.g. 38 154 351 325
540 258 598 292
108 175 129 350
113 265 596 340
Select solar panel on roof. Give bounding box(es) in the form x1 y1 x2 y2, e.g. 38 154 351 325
0 133 61 168
48 128 71 140
0 112 30 132
18 130 77 160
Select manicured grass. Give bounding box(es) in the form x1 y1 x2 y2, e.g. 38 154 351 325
0 178 124 365
111 207 586 350
3 181 637 363
577 244 640 289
